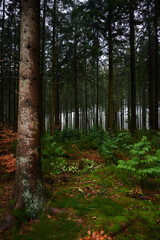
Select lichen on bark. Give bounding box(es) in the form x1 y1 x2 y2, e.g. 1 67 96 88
14 0 44 217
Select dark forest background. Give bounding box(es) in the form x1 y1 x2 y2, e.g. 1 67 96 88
0 0 160 134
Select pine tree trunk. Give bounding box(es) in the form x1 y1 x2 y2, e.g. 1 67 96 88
74 25 79 129
55 60 60 127
142 86 146 130
41 0 47 134
96 55 99 128
154 0 159 130
84 57 88 133
147 1 154 129
0 0 5 124
51 0 57 136
108 7 114 131
129 0 136 134
14 0 44 218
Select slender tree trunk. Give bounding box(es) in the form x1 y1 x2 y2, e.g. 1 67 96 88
66 106 68 128
14 0 44 218
96 55 99 128
154 0 159 130
41 0 47 134
129 0 136 134
108 7 114 131
0 0 5 124
51 0 57 136
128 71 131 130
84 57 88 133
74 25 79 129
147 1 154 129
55 61 60 127
142 83 146 130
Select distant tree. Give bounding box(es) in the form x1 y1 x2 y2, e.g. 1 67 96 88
51 0 57 136
129 0 136 134
154 0 159 130
41 0 47 134
0 0 5 125
108 3 114 131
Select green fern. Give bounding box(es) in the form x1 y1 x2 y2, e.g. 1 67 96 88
118 136 160 190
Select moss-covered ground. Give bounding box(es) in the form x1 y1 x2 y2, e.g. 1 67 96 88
1 130 160 240
1 163 160 240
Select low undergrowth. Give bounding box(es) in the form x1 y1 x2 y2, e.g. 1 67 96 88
1 128 160 239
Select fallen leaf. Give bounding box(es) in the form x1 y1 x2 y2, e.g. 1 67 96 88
78 188 84 193
107 237 112 240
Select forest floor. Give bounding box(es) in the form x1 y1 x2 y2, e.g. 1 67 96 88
0 163 160 240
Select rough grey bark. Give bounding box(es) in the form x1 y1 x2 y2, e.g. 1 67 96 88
14 0 44 218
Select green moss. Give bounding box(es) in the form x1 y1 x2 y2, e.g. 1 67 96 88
13 214 83 240
12 207 28 226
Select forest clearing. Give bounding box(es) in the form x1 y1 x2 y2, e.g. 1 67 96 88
0 0 160 239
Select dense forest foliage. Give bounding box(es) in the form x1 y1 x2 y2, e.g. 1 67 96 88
0 0 160 239
0 0 160 133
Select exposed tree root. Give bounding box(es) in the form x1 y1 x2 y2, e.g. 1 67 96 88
0 201 68 234
44 201 68 215
0 213 16 234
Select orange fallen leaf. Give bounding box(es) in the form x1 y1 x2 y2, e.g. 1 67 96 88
107 237 112 240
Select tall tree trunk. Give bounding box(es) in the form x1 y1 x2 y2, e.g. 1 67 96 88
147 1 154 129
96 55 99 128
142 81 146 130
129 0 136 134
108 7 114 131
55 60 60 127
154 0 159 130
84 57 88 133
14 0 44 218
51 0 56 136
41 0 47 134
128 71 131 130
74 25 79 129
0 0 5 125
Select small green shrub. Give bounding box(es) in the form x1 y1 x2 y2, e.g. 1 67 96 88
54 127 79 142
99 132 118 164
41 134 65 174
118 136 160 190
87 126 105 148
